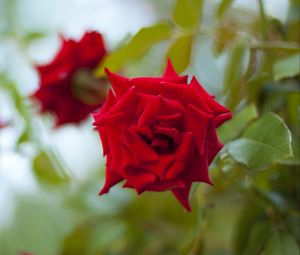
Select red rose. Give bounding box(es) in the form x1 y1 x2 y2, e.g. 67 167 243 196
32 31 107 126
0 119 9 129
93 60 232 211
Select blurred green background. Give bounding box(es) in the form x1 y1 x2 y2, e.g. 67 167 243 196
0 0 299 254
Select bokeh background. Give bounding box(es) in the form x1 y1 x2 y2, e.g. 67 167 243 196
0 0 299 254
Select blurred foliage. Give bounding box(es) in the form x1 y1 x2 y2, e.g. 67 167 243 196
0 0 299 255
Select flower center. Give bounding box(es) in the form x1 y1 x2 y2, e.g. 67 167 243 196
71 68 108 105
136 125 179 154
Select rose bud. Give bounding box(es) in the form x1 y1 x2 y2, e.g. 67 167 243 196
93 60 232 211
31 31 108 126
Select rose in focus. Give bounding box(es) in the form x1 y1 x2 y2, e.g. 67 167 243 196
93 61 232 211
32 31 107 126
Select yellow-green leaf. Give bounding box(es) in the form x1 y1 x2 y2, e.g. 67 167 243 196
223 39 249 109
216 0 235 19
166 33 194 73
273 53 300 81
33 151 69 185
173 0 203 29
94 23 172 77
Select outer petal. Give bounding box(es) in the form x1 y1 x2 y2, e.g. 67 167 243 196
190 77 232 125
123 167 157 194
99 170 123 195
129 76 188 95
206 122 224 164
77 31 106 68
171 183 192 211
145 178 185 192
163 59 179 78
105 68 131 98
184 104 213 155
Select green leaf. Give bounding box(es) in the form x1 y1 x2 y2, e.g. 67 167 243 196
284 214 300 243
244 220 271 255
173 0 203 29
22 31 46 44
213 25 237 55
16 128 31 145
223 39 249 109
166 33 194 72
233 200 267 255
217 104 258 143
32 151 69 185
264 230 299 255
61 220 94 255
94 23 172 77
227 113 293 170
216 0 235 19
273 53 300 81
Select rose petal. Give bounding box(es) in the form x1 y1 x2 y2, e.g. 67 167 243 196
105 68 131 97
145 178 185 192
165 132 195 180
153 126 181 146
207 124 223 164
171 183 192 211
129 76 188 95
121 128 159 167
93 89 116 117
99 170 123 195
77 31 106 68
184 104 213 154
183 147 212 185
108 86 138 119
123 167 157 194
214 112 233 127
138 95 163 126
163 59 179 78
190 77 231 119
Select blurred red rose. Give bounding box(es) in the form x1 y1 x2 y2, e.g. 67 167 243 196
93 60 232 211
0 118 10 129
32 31 107 126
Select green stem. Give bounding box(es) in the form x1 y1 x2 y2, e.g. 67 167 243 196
0 74 70 181
258 0 268 41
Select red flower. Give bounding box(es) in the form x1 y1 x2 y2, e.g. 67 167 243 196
0 118 10 129
93 60 232 211
32 31 107 126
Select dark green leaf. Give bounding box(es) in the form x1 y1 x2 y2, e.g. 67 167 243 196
233 200 267 255
284 214 300 243
166 33 194 73
173 0 203 29
227 113 293 170
95 23 172 77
